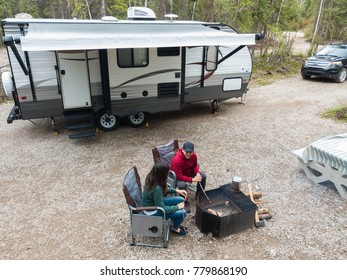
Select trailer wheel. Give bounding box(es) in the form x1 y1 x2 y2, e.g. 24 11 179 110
125 112 147 128
96 110 121 131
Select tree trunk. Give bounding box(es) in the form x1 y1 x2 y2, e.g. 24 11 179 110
276 0 285 26
325 0 333 41
192 1 197 20
85 0 92 19
50 1 56 18
311 0 324 45
100 0 106 17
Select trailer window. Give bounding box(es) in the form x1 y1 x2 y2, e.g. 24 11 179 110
206 46 218 71
157 47 180 56
117 48 148 67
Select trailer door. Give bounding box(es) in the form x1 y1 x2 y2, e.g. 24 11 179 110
58 51 92 109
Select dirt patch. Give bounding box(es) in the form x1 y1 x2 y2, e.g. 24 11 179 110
336 108 347 121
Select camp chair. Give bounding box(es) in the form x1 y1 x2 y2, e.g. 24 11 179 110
152 139 197 193
152 139 179 165
152 139 179 190
122 166 170 248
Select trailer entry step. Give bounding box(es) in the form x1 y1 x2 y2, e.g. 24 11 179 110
63 109 96 139
68 130 96 139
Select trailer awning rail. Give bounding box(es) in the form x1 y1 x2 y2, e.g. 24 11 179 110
20 22 258 51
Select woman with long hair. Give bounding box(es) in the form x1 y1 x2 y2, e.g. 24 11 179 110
142 162 188 236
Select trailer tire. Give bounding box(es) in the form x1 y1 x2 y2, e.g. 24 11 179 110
125 112 147 128
96 110 121 131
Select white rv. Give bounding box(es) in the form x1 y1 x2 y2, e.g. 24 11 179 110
1 7 262 138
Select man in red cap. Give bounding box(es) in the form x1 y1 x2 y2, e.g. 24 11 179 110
170 141 206 213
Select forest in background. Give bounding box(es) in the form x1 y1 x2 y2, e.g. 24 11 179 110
1 0 347 47
1 0 347 80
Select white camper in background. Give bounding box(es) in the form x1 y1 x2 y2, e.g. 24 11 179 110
1 7 263 139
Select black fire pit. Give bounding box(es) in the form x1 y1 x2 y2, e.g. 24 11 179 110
195 184 257 237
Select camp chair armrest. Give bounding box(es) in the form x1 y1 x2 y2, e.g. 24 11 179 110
154 206 166 220
135 206 160 212
133 206 167 219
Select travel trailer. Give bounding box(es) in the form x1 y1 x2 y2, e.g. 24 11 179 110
1 7 263 138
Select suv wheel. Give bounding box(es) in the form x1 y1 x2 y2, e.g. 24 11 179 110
335 68 347 83
301 73 311 80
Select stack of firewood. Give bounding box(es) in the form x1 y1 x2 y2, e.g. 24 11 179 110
244 184 272 221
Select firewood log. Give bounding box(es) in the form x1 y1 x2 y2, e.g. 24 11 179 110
207 208 221 216
244 191 263 199
258 208 270 215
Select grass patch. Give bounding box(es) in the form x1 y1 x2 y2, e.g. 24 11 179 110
250 55 305 87
323 106 347 123
0 96 13 104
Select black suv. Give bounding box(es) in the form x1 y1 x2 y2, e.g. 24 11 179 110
301 43 347 83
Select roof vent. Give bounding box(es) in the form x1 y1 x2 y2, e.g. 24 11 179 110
15 13 32 19
127 7 156 20
101 16 118 21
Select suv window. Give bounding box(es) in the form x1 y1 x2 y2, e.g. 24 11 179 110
317 45 347 57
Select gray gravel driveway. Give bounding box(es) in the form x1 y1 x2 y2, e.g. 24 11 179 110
0 75 346 260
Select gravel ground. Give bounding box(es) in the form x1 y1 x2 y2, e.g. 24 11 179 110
0 73 346 260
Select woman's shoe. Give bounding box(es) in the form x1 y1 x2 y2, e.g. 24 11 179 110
179 225 188 232
170 227 188 236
